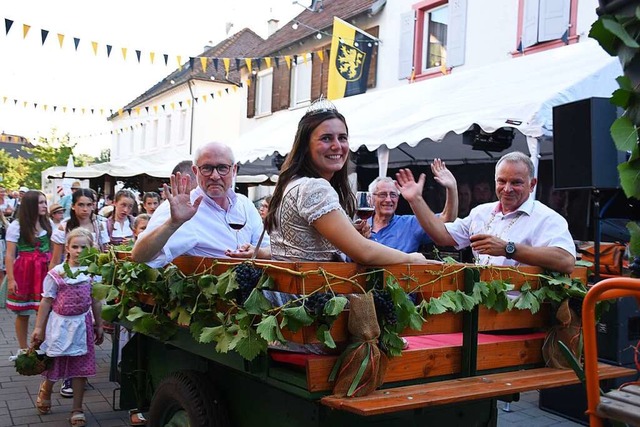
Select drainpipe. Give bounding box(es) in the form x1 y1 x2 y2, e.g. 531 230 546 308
187 79 196 155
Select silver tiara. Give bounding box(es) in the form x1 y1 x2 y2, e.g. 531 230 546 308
305 96 338 116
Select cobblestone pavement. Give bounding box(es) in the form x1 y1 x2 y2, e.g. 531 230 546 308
0 306 583 426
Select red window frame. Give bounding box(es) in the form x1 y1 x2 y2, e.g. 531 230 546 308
412 0 450 82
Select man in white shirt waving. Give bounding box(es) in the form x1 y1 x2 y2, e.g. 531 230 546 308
395 151 576 274
132 142 269 267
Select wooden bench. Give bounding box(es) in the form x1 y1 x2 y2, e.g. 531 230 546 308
582 277 640 427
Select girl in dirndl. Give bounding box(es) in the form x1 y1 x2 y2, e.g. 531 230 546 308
31 228 104 426
5 190 52 350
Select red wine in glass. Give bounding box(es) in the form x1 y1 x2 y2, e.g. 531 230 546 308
229 223 245 231
356 208 374 220
227 205 247 249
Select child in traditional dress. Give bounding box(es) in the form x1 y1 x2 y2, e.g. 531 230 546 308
132 214 150 241
31 228 104 426
5 190 52 350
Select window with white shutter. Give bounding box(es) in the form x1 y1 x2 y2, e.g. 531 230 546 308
518 0 573 53
256 68 274 116
290 54 312 108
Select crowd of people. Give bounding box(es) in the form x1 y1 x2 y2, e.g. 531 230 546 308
1 100 581 425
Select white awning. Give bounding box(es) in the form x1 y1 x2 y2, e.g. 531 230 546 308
233 40 622 168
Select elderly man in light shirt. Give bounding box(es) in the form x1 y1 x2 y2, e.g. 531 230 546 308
132 142 269 267
395 151 576 274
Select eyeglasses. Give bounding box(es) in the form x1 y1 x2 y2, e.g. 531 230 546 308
197 164 232 177
374 192 399 200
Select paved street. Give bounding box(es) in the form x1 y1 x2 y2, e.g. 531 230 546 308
0 306 584 426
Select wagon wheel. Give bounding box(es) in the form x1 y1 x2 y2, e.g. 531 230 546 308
148 370 230 427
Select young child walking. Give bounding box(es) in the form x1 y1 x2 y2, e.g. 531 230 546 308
31 228 104 426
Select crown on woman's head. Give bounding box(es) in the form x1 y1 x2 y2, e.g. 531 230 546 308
305 96 338 116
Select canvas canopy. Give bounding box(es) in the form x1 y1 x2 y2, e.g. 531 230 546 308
233 40 622 172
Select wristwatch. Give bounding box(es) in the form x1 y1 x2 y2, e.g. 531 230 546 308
505 241 516 259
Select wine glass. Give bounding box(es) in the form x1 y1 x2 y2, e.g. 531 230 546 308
469 219 487 264
226 204 247 250
355 191 374 222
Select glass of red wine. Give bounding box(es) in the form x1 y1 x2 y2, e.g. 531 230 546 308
355 191 374 222
227 204 247 250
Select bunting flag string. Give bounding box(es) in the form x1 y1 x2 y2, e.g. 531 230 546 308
2 16 377 74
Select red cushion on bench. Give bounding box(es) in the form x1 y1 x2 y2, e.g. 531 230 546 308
269 331 546 367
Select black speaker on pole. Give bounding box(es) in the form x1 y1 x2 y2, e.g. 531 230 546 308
552 97 624 190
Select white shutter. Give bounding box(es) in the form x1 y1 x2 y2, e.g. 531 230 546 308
522 0 540 49
538 0 570 42
256 68 273 115
398 11 415 79
447 0 467 67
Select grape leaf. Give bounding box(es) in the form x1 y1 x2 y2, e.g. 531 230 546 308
427 297 448 315
280 306 314 332
380 327 405 357
92 283 113 301
456 290 476 312
256 315 284 343
513 290 540 313
244 289 272 315
200 325 225 344
197 274 217 296
472 281 489 304
324 296 348 316
101 304 120 322
232 328 267 361
439 291 459 311
257 274 275 290
126 306 150 322
316 324 336 349
215 270 232 296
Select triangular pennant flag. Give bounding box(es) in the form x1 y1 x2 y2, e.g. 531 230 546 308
22 24 30 39
72 107 76 113
153 105 158 114
265 57 272 69
5 19 13 35
91 108 94 114
232 86 238 93
135 107 140 115
91 41 98 55
170 102 175 110
118 108 123 116
177 55 182 70
189 57 195 70
3 96 8 103
106 44 112 57
178 101 183 108
293 54 298 65
245 58 252 71
561 29 569 44
309 52 314 62
126 108 132 116
63 106 67 113
284 55 291 69
136 50 141 63
13 99 17 105
73 37 80 50
202 94 208 103
274 57 280 68
23 101 27 108
100 108 104 115
223 58 230 77
149 51 155 64
194 97 198 103
122 47 127 60
43 105 48 111
163 54 169 66
213 57 219 71
81 108 86 114
41 29 49 45
217 90 222 97
200 57 207 72
225 88 229 94
57 33 64 47
317 50 324 62
53 106 57 112
210 92 215 99
145 106 149 114
516 40 523 54
33 102 37 109
161 104 166 111
303 54 308 65
186 99 191 107
245 78 251 87
235 58 241 72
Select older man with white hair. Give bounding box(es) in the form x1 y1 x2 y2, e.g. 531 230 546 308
132 142 269 267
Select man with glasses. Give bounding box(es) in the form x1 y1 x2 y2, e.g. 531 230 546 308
132 142 268 267
367 159 458 253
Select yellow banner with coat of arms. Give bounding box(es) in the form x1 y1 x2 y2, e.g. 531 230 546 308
327 17 376 100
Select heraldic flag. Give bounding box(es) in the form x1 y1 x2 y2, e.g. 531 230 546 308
327 17 376 100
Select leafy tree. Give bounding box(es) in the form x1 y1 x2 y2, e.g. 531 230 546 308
22 131 76 190
95 148 110 164
0 149 28 189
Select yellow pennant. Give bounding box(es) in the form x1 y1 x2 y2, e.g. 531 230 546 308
202 94 208 103
245 78 251 87
43 105 48 111
223 58 230 77
150 52 155 64
57 34 64 48
2 96 6 103
265 57 272 68
100 108 104 115
177 55 182 71
317 50 324 62
170 102 175 110
233 86 237 93
284 55 291 69
63 106 67 113
118 109 123 116
91 41 98 56
186 99 191 107
122 47 127 60
245 58 252 71
81 108 85 114
303 54 308 65
200 57 207 72
218 90 222 97
135 107 140 116
22 24 30 39
23 101 27 108
153 105 158 114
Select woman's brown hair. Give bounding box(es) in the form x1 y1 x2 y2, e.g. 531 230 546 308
18 190 52 247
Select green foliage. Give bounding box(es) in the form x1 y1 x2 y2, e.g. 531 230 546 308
0 149 29 189
590 8 640 255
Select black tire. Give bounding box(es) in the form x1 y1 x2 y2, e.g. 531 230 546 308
148 370 229 427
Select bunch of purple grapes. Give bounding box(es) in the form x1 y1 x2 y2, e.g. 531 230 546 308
373 289 397 325
234 263 263 304
305 292 332 317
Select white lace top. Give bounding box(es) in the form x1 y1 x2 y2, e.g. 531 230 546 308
270 177 345 262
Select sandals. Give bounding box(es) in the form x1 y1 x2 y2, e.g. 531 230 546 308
69 409 86 426
129 409 148 425
36 381 52 415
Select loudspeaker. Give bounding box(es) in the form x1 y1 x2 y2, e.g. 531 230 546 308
553 97 624 190
596 296 640 366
